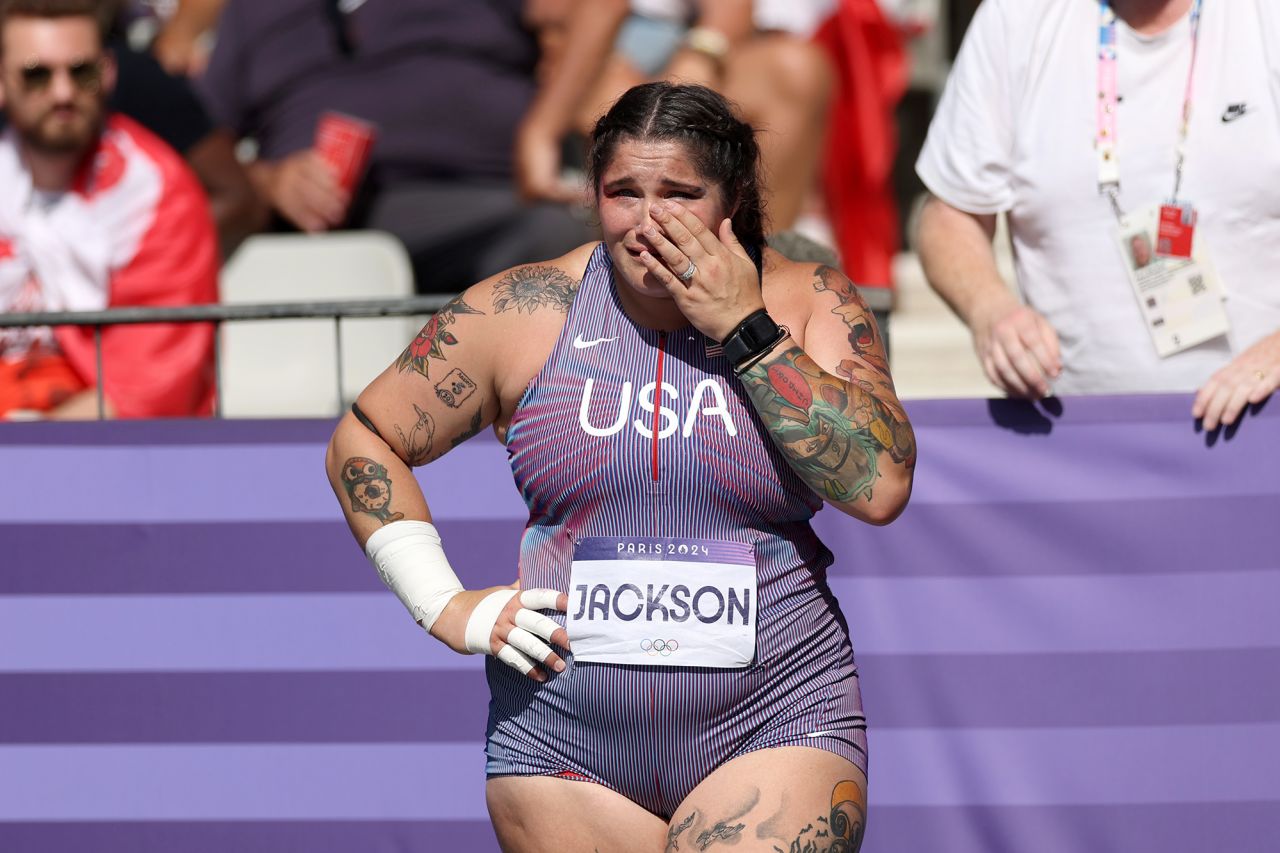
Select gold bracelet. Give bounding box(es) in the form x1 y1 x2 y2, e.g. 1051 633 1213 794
682 26 730 69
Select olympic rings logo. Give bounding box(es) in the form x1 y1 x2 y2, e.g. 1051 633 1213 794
640 639 680 657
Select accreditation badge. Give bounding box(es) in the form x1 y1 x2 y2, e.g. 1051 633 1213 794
566 537 757 668
1114 204 1229 357
1156 203 1196 259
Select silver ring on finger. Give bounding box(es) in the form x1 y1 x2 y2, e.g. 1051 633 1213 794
678 259 697 282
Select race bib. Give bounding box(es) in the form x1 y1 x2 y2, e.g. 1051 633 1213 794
566 537 757 668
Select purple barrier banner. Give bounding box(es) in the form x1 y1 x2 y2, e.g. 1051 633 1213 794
1 395 1277 852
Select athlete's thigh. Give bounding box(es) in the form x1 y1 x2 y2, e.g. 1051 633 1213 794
665 747 867 853
487 774 667 853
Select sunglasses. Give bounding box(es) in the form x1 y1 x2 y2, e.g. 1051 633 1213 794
18 58 103 94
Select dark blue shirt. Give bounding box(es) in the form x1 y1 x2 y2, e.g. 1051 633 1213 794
198 0 539 182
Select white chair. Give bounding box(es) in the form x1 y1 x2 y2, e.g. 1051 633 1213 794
218 231 420 418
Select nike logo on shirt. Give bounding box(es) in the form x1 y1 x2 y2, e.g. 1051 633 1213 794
1222 103 1250 123
573 334 618 349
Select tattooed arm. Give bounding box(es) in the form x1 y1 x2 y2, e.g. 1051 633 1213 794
624 197 910 523
326 255 583 523
324 288 497 551
742 264 915 525
324 250 588 655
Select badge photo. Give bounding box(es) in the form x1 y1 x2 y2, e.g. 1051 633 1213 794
1115 205 1229 358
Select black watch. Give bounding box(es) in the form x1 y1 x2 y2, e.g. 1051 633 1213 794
721 310 783 369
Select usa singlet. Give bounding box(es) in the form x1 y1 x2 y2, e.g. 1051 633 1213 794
486 244 867 818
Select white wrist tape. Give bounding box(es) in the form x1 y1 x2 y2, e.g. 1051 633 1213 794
464 588 566 673
364 520 464 633
464 590 517 655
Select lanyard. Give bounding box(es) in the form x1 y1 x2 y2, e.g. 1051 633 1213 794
1096 0 1204 218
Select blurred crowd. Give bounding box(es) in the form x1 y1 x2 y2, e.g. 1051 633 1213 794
0 0 920 420
2 0 1276 427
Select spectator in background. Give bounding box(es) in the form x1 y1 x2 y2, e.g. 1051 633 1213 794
915 0 1280 430
0 0 269 257
199 0 595 295
105 0 266 257
107 49 267 258
516 0 835 233
0 0 218 420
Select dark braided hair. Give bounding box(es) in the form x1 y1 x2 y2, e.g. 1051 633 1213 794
587 82 767 249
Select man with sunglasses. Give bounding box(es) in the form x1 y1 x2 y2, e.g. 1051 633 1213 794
0 0 218 419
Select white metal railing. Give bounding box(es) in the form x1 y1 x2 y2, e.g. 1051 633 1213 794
0 296 453 419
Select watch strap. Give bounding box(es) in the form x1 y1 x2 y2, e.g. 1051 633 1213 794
721 310 783 369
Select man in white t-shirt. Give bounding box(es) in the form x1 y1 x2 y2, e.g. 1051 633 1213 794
915 0 1280 429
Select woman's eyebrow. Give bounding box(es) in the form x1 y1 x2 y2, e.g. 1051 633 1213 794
601 178 634 193
600 177 705 194
661 180 705 194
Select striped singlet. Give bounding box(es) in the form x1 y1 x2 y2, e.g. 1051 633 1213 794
487 244 867 818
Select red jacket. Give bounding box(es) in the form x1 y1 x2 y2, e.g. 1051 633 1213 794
0 114 218 417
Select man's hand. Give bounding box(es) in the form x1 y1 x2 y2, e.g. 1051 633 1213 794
151 0 228 76
253 150 349 233
1192 330 1280 430
152 21 211 77
969 291 1062 399
915 196 1059 398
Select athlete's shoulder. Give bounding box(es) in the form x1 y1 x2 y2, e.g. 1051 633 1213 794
760 248 875 336
760 246 837 304
467 242 596 317
761 246 814 284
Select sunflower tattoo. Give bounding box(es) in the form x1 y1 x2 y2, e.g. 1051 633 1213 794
492 266 578 314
